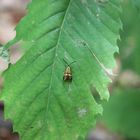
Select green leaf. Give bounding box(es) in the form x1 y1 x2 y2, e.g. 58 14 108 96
101 2 140 139
102 89 140 139
119 0 140 74
132 0 140 10
0 0 122 139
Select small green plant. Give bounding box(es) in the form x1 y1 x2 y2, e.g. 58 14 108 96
101 1 140 139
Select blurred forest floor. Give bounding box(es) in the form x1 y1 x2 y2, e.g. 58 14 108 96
0 1 29 139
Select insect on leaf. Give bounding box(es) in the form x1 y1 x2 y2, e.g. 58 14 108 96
0 0 122 139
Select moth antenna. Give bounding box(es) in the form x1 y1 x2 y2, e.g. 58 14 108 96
69 61 76 66
63 59 76 66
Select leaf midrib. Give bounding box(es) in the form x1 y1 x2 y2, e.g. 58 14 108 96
43 0 72 138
